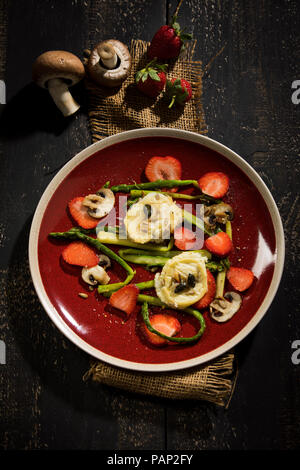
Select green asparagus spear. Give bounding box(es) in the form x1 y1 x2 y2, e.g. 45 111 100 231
215 271 226 298
118 251 170 267
129 189 219 204
225 220 232 240
135 280 155 290
49 228 135 293
141 301 206 344
182 209 213 237
118 248 212 267
96 230 174 251
110 179 200 193
214 221 232 298
119 248 212 258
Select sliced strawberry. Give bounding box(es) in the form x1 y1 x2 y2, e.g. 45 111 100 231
193 270 216 309
109 285 139 317
174 226 198 250
68 197 99 229
62 241 99 267
226 267 254 292
204 231 233 257
198 172 229 198
145 156 182 182
143 313 181 346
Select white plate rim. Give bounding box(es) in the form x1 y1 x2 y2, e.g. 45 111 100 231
28 128 285 372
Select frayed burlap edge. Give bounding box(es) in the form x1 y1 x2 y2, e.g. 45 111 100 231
85 39 207 142
84 353 237 407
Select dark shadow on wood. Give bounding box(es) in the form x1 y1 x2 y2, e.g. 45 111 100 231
0 81 88 140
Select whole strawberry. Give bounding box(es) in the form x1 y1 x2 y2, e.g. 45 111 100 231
135 60 167 98
148 16 192 60
165 78 192 108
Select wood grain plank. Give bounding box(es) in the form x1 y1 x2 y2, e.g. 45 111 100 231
0 0 299 451
86 0 168 450
0 0 167 450
167 0 300 450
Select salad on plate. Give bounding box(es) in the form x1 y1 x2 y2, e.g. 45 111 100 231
49 155 255 347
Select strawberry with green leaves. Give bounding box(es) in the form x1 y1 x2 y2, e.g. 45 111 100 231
165 78 192 108
136 60 168 98
148 15 192 60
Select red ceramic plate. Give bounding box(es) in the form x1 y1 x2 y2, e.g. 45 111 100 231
29 129 285 371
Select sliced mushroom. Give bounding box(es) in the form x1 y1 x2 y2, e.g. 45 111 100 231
209 291 242 322
81 265 110 286
98 254 111 269
87 40 131 87
32 51 85 116
82 188 115 219
204 203 234 228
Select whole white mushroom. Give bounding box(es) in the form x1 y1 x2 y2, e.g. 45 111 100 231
87 40 131 87
32 50 85 116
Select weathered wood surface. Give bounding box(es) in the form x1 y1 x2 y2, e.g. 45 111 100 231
0 0 299 450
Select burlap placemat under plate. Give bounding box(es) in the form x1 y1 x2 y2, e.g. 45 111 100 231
83 39 237 407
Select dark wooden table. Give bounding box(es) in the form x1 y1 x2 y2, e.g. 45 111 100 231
0 0 299 451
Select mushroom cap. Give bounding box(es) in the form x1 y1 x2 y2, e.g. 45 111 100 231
32 50 85 89
87 40 131 87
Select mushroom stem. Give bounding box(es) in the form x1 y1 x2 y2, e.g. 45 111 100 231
215 271 226 298
47 78 80 117
97 42 118 69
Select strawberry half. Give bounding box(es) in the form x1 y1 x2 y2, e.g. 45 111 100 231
109 285 139 317
174 226 199 250
145 155 182 183
68 197 99 229
148 16 192 60
204 231 233 257
193 270 216 310
165 78 192 108
62 241 99 267
226 267 254 292
142 313 181 346
198 172 229 198
136 60 167 98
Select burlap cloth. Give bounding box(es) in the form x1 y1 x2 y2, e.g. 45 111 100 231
83 40 237 406
86 39 207 141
